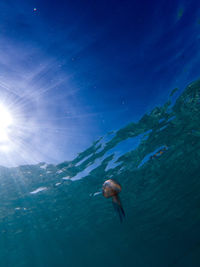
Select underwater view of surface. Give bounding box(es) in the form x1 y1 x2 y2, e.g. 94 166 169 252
1 0 200 266
0 79 199 267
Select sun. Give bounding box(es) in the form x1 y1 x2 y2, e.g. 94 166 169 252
0 104 13 143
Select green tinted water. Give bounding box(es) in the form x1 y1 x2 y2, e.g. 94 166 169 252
0 80 200 266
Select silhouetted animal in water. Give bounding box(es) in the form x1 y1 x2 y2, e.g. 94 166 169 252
102 179 125 222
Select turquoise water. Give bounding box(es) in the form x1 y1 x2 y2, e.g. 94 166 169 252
0 79 200 266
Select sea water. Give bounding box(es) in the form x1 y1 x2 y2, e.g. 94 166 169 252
0 79 200 266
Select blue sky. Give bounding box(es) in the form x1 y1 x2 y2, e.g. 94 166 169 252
0 0 199 166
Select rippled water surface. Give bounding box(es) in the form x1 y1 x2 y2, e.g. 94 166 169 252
0 80 200 267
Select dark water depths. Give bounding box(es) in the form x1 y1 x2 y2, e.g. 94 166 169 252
0 79 200 266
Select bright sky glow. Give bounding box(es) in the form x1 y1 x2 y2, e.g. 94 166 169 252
0 104 13 142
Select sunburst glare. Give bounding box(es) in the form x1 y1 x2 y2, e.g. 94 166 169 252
0 39 93 167
0 104 14 143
